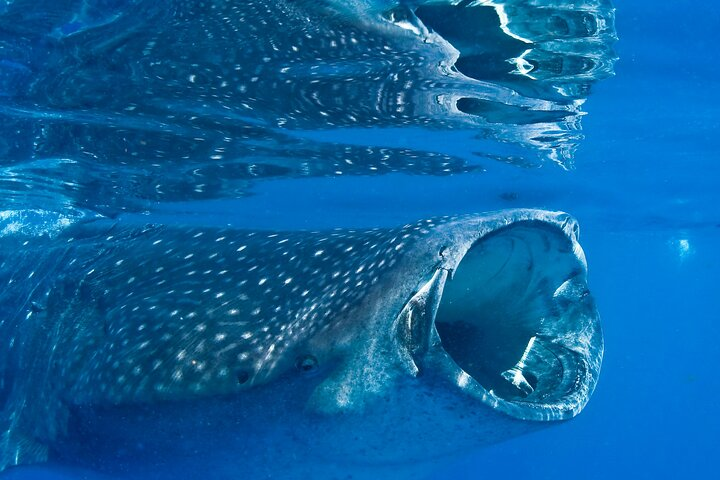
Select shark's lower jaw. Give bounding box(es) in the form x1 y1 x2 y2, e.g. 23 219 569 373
416 219 603 421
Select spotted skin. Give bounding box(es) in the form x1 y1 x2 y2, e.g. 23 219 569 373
0 217 442 471
1 218 440 408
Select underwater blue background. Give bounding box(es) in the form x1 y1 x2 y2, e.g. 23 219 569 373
1 0 718 479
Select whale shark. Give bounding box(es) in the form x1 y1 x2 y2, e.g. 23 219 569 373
0 208 602 477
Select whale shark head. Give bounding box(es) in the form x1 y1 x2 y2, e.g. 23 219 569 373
400 215 601 421
0 209 602 476
307 210 602 425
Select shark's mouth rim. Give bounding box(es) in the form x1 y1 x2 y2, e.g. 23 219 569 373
401 214 603 422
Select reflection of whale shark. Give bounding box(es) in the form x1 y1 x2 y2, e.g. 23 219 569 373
0 209 602 475
0 0 616 217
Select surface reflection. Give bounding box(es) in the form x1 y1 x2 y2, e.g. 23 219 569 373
0 0 616 216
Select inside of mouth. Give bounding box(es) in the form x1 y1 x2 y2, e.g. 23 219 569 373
434 222 590 406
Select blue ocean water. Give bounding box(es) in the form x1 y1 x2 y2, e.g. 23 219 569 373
1 0 717 479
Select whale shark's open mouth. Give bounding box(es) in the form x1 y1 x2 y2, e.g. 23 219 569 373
422 220 602 421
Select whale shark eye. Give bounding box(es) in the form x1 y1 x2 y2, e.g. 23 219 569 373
30 302 45 313
295 354 318 374
236 370 250 385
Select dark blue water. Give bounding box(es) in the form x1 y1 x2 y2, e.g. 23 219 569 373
1 0 717 478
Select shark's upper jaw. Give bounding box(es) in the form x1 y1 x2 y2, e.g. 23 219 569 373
403 216 603 421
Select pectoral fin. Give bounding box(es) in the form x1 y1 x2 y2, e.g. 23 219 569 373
0 426 49 471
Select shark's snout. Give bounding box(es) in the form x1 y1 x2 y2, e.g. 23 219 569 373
407 217 603 421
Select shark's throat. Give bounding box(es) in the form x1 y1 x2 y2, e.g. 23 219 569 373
430 221 602 420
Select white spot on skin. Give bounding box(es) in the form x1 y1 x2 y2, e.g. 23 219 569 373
457 371 471 388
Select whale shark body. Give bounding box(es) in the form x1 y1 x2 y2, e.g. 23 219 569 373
0 209 602 477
